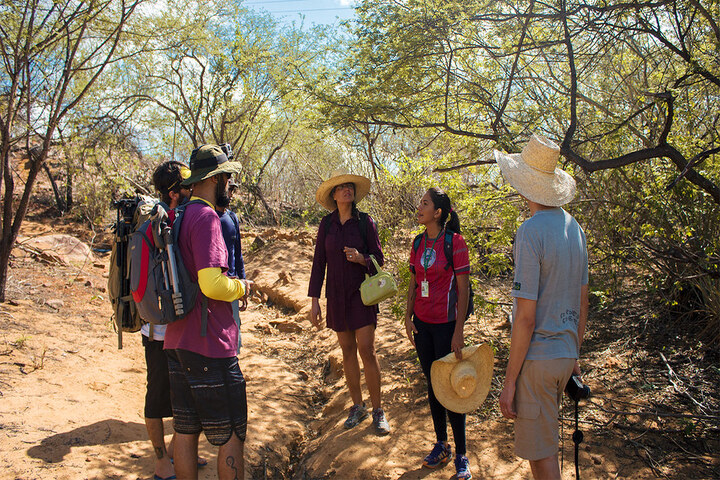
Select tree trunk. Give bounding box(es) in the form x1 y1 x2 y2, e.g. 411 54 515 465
0 240 11 303
43 161 66 213
65 168 73 210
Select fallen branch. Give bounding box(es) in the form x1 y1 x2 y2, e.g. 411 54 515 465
13 243 66 266
659 352 709 413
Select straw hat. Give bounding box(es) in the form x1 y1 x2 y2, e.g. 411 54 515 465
493 134 576 207
315 170 371 211
431 344 494 414
181 144 242 186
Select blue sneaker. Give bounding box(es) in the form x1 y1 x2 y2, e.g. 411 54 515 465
455 454 472 479
423 441 451 468
343 403 368 429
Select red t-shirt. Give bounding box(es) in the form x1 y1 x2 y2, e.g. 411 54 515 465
409 231 470 324
164 201 237 358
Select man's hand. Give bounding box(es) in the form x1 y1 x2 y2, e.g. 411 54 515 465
499 382 517 419
573 359 581 377
240 279 254 299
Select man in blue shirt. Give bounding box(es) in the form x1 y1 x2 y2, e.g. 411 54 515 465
216 179 246 352
495 135 589 480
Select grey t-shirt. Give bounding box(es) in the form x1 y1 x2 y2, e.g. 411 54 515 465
512 208 588 360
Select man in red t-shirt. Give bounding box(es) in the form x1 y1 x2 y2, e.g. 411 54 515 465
164 145 251 480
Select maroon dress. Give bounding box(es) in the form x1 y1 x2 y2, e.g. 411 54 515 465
308 210 384 332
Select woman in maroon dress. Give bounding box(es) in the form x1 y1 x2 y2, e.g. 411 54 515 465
308 171 390 435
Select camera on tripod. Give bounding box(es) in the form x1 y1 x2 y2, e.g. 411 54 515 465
219 143 234 160
112 197 140 223
565 374 591 402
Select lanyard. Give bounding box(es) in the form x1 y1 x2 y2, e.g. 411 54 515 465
421 229 443 279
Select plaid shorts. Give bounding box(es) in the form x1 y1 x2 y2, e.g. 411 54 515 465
167 349 247 446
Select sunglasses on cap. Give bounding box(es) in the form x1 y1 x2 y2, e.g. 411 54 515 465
166 165 192 192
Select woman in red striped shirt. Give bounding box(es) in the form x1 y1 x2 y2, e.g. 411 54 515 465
404 187 473 479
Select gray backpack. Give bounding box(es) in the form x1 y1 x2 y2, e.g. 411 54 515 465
128 200 208 336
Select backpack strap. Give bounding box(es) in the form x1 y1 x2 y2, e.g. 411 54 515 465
443 230 455 271
200 295 208 336
358 211 369 253
173 199 212 337
412 233 423 253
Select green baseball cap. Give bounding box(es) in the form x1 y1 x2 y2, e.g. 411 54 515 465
181 144 242 186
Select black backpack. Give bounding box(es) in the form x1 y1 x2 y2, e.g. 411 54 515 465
412 230 475 320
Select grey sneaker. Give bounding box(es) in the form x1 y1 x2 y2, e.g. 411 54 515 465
372 408 390 435
344 403 368 429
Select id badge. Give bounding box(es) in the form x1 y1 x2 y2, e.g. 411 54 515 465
421 280 429 298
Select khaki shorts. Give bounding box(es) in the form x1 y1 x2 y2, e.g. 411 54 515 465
514 358 575 461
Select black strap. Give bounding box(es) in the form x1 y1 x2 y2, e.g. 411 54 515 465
200 294 208 337
572 399 584 480
443 230 454 270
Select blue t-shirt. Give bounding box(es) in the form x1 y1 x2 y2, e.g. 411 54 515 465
218 210 245 279
512 208 588 360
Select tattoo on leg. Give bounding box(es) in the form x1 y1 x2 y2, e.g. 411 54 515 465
154 446 165 459
226 456 239 480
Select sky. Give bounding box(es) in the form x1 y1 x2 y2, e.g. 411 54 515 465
243 0 357 27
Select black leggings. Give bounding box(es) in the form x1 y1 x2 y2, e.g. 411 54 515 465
413 316 466 455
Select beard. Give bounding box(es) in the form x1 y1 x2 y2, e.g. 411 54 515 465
178 191 190 205
216 178 231 209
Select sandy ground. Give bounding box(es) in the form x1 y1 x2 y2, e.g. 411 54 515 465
0 225 660 480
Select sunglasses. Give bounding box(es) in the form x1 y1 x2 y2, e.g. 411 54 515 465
334 182 355 192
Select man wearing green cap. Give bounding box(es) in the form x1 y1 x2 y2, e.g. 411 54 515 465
163 144 252 480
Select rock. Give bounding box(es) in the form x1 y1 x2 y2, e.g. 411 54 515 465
251 235 266 250
274 271 292 286
323 351 344 381
93 263 105 269
21 234 96 266
254 324 272 335
84 280 93 287
46 299 64 309
269 319 303 334
298 370 309 381
591 454 602 465
98 286 106 293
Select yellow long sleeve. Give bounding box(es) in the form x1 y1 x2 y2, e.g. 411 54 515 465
197 267 245 301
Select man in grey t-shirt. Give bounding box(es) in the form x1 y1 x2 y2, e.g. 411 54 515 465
495 135 589 480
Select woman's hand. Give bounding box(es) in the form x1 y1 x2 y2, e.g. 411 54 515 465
310 297 323 330
404 317 417 347
343 246 364 264
451 330 464 359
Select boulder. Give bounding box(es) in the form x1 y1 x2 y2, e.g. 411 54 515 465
20 234 95 266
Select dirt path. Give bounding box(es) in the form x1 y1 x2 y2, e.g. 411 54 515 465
0 226 662 479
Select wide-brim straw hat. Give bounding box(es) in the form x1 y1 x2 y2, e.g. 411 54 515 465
181 144 243 186
315 170 371 211
493 134 576 207
431 344 494 414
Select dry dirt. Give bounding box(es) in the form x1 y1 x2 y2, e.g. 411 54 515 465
0 220 717 480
